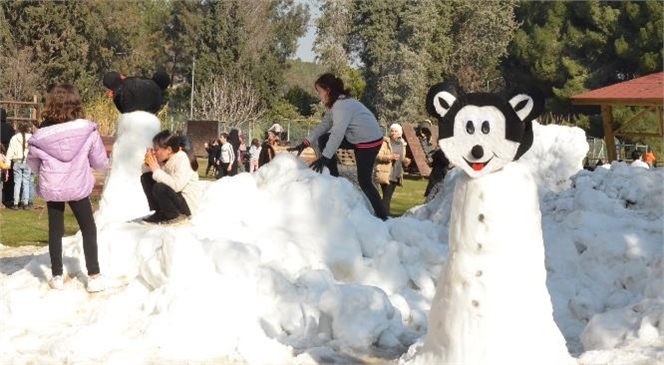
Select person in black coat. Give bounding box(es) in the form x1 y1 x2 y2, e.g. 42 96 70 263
228 129 242 176
204 138 219 177
424 148 450 202
1 108 16 207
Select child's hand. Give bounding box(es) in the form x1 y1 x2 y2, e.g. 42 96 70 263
144 149 160 172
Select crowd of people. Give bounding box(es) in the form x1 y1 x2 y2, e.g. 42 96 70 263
0 72 457 225
9 72 659 293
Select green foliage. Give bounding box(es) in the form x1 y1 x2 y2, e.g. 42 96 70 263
503 0 663 114
333 0 516 124
0 0 309 123
284 86 318 116
264 99 301 124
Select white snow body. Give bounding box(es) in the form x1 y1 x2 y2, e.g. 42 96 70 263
96 111 160 226
420 162 575 365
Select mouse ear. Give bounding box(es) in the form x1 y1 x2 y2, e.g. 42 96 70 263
103 71 123 90
426 81 458 119
152 71 170 90
507 86 544 122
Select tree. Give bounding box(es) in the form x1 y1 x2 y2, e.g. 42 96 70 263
193 75 265 132
284 85 318 116
502 0 663 114
0 47 42 102
326 0 516 124
314 0 354 75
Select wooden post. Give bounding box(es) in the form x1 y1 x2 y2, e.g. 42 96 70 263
601 105 617 162
402 123 431 177
32 95 38 121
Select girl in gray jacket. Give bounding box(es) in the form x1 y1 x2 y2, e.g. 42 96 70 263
289 73 387 220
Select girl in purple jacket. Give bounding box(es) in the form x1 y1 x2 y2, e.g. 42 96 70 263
27 84 109 292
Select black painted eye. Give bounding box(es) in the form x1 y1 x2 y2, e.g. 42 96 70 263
481 121 490 134
466 121 475 134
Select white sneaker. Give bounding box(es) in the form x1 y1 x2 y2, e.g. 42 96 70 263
87 275 106 293
49 275 64 290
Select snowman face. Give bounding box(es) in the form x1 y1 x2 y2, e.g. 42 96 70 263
439 105 520 178
426 84 541 180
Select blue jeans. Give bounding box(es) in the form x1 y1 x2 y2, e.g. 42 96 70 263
12 161 32 206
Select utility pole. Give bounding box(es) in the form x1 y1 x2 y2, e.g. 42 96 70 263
189 57 195 120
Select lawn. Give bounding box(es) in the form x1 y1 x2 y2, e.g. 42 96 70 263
0 158 429 247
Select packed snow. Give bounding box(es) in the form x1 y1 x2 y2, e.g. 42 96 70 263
1 122 662 364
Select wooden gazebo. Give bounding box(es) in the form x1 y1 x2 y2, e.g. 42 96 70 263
570 72 663 162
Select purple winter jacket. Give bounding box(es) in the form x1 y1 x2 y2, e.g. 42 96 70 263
27 119 109 202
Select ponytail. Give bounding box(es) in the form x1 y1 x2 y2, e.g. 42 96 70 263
152 130 198 172
315 73 352 108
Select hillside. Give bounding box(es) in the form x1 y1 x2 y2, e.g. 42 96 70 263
283 59 327 95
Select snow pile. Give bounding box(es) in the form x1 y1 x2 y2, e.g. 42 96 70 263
1 124 662 364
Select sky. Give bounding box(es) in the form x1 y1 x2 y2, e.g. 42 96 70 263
1 119 662 364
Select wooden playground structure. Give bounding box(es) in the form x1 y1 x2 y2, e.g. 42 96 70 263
0 97 41 127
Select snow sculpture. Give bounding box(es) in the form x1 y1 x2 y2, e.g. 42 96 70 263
418 82 576 364
96 71 170 226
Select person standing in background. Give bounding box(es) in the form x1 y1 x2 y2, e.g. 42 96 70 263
644 148 656 168
374 123 410 216
0 145 9 209
228 129 242 175
6 121 33 209
216 133 235 178
1 108 15 207
630 150 649 169
248 138 261 173
204 138 219 177
424 148 451 202
258 130 278 168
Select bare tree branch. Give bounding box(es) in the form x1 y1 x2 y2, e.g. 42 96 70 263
193 76 266 131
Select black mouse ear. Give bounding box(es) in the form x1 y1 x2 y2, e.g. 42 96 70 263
103 71 123 90
425 81 458 119
506 85 544 122
152 71 170 90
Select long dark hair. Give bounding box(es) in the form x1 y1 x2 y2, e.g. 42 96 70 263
152 130 198 172
228 128 241 152
315 73 352 108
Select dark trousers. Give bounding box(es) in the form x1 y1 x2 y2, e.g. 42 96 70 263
216 162 231 179
381 181 398 216
318 134 388 220
47 197 99 277
141 172 191 220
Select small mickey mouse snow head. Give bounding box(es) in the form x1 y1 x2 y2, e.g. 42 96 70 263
425 82 543 178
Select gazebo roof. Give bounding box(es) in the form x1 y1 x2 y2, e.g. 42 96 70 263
570 72 663 106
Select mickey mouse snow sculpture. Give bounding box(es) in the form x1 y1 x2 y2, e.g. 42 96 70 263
96 71 170 226
416 83 576 364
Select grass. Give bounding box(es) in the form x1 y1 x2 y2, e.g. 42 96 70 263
0 158 429 247
389 176 428 217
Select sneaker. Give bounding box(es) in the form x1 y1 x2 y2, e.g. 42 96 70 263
9 204 19 210
49 275 64 290
22 203 33 210
87 275 106 293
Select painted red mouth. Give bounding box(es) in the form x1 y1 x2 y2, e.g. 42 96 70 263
463 157 493 171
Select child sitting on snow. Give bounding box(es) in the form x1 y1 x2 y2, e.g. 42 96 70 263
141 130 202 224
